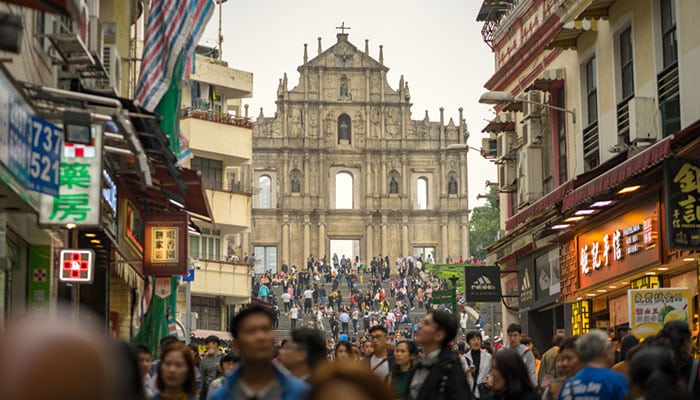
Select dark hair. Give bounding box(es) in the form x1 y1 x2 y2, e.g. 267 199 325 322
492 348 536 396
466 331 482 343
309 363 395 400
134 343 151 356
629 347 689 400
335 341 354 356
220 351 241 366
159 335 179 352
156 342 196 395
619 334 640 361
656 320 692 359
205 335 221 345
291 328 328 368
393 340 418 370
368 325 387 335
428 309 458 347
506 324 522 334
558 336 578 352
230 304 276 339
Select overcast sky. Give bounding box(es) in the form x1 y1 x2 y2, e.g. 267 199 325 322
202 0 497 209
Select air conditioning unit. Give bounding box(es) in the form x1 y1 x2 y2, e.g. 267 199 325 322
523 90 544 119
516 145 544 207
628 97 658 144
498 162 516 191
497 132 515 160
103 44 121 95
522 118 543 147
481 138 498 159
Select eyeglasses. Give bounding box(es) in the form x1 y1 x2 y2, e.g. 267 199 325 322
370 335 385 340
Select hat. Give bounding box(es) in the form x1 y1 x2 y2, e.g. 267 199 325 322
339 334 349 342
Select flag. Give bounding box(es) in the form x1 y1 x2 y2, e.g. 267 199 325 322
135 0 215 112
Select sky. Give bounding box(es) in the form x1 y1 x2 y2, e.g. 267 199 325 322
201 0 497 209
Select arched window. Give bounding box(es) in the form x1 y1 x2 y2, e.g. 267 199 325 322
417 177 428 210
291 170 301 193
338 114 351 143
335 172 353 209
259 175 271 208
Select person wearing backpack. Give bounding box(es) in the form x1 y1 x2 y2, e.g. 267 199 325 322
501 324 537 387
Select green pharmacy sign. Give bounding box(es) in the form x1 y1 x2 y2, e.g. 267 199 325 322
39 125 103 226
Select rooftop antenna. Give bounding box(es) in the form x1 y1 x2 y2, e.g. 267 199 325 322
217 0 227 60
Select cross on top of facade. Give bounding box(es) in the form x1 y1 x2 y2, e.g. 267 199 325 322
336 22 351 34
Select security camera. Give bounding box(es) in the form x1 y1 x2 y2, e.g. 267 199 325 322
195 261 202 270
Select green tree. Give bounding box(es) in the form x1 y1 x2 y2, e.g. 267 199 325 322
469 185 500 260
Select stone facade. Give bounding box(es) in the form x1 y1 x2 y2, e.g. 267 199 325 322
251 33 470 271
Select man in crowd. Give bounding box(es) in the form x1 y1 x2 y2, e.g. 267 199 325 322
199 335 222 400
502 323 537 387
363 325 396 382
280 290 291 313
209 304 309 400
406 309 471 400
290 303 300 332
277 328 327 383
539 335 565 389
339 308 350 334
303 286 314 314
558 330 628 400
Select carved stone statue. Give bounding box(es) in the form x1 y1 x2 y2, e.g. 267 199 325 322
291 175 301 193
339 118 350 141
389 177 399 194
340 75 349 98
448 176 458 195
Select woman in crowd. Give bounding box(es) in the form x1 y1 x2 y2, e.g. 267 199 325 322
390 340 418 399
334 341 357 362
541 337 581 400
626 346 689 400
463 331 492 399
151 342 198 400
483 348 538 400
654 320 699 398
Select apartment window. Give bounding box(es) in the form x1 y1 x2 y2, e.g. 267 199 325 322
191 157 222 190
335 172 353 209
189 230 221 261
191 296 222 331
416 177 428 210
620 27 635 100
258 175 271 208
583 57 600 171
660 0 677 67
34 11 47 50
586 57 598 125
555 86 568 183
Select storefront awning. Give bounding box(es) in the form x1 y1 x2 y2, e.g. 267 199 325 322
481 113 516 133
562 136 674 212
524 68 565 92
155 167 214 224
191 329 233 341
4 0 81 19
506 180 574 230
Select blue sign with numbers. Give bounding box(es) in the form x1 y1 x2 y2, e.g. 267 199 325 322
27 116 62 196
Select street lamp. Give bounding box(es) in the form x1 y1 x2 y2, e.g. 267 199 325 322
479 91 576 124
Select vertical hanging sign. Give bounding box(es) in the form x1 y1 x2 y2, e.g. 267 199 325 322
664 158 700 249
27 245 51 313
143 212 188 276
39 125 103 226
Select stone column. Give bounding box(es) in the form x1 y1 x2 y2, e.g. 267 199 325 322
381 218 388 257
303 216 310 267
461 222 469 259
318 215 326 259
282 222 290 266
402 224 409 258
366 224 373 264
441 223 448 262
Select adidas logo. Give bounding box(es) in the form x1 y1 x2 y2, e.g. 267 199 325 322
521 273 531 291
471 275 495 291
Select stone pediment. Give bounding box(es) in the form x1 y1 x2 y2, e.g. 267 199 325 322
302 34 388 72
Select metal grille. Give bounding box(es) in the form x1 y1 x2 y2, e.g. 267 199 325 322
616 97 631 144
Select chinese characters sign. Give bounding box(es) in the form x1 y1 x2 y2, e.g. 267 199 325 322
577 201 660 290
628 288 691 338
39 125 102 226
143 212 188 276
664 159 700 248
59 249 95 283
571 299 591 336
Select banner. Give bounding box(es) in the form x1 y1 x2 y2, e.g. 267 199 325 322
143 212 188 276
465 266 502 302
664 158 700 249
628 287 692 338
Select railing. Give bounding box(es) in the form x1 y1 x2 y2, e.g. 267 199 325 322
181 106 253 128
616 95 632 144
201 179 254 195
190 253 250 266
582 123 599 170
657 62 679 102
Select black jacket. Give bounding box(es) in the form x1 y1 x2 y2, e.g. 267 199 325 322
405 347 472 400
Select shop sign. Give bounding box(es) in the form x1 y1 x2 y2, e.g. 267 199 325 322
518 265 534 304
536 249 560 298
628 287 692 338
571 299 591 336
664 159 700 249
154 276 172 299
0 68 63 196
609 295 629 326
630 275 661 290
577 201 660 290
59 249 95 283
143 212 188 276
465 265 502 302
27 245 51 313
39 125 103 226
123 200 144 254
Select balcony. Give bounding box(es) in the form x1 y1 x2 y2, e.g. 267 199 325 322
181 108 252 163
189 258 251 302
205 182 252 229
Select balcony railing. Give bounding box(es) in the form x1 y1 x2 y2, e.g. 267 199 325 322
181 107 253 128
190 253 250 266
616 95 633 144
201 179 254 195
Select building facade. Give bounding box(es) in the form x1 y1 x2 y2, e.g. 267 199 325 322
478 0 700 347
251 33 470 273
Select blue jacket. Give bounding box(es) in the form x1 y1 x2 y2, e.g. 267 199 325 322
208 363 309 400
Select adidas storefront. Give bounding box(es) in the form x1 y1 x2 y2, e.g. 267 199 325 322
516 246 564 351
